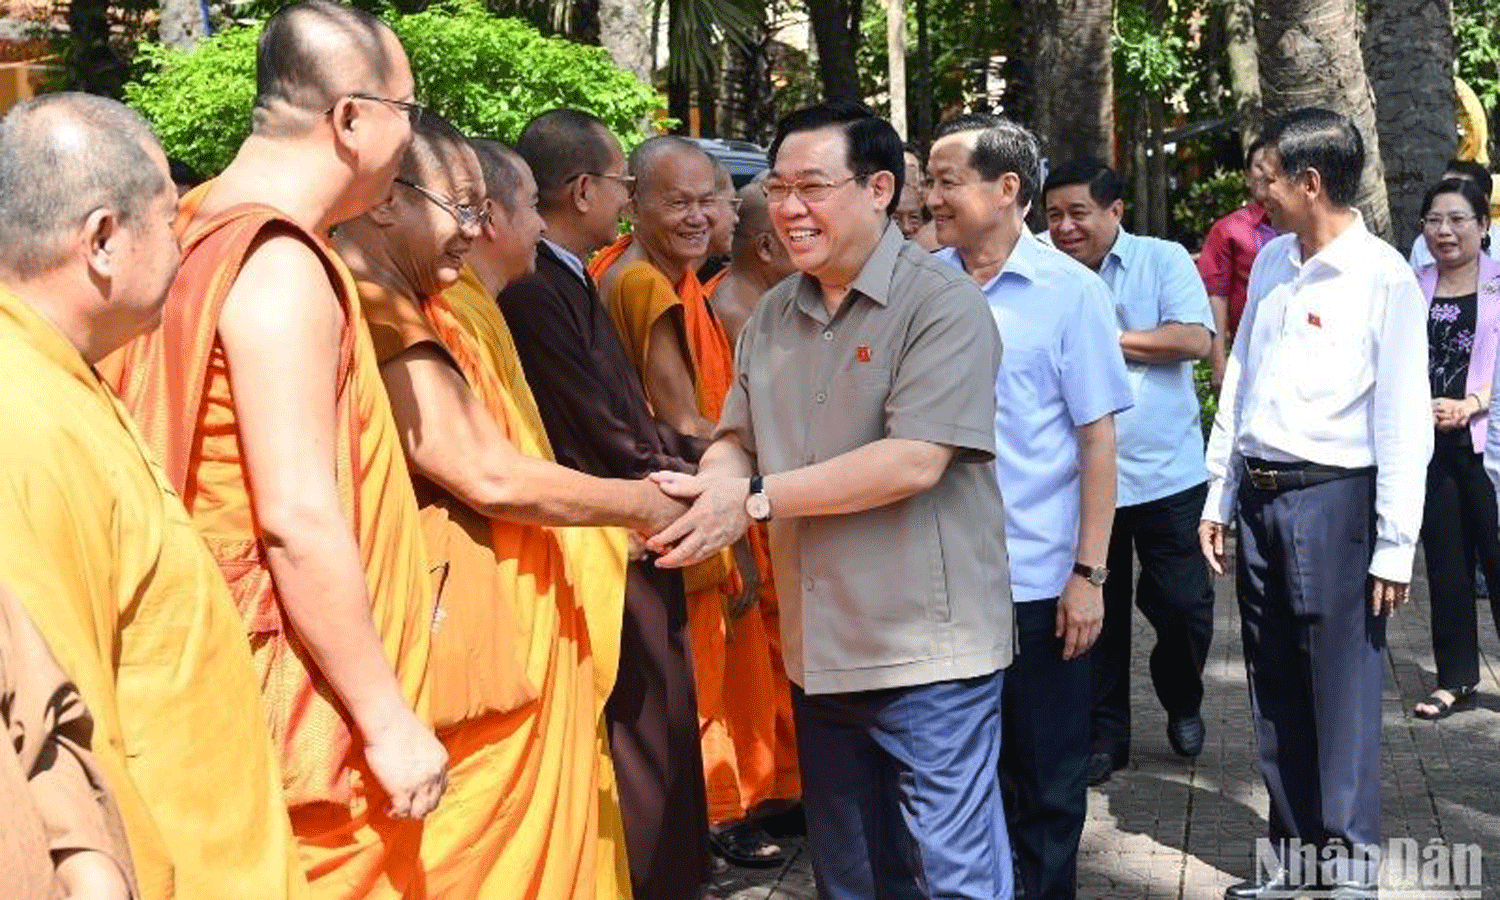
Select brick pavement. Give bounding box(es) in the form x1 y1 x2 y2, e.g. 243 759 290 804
712 540 1500 899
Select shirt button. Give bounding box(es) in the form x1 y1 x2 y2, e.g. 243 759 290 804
822 330 833 341
815 392 826 403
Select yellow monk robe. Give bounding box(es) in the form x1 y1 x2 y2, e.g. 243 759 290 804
0 287 307 900
442 264 633 899
590 237 777 824
106 188 435 900
358 275 633 900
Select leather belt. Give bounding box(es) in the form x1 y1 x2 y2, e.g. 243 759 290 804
1243 459 1372 493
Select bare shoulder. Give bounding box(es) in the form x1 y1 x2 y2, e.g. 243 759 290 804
221 232 341 334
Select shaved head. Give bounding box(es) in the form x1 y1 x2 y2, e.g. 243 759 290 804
399 113 473 186
711 158 732 192
516 108 617 211
735 171 772 239
0 92 168 277
254 0 404 132
628 135 712 196
470 137 525 214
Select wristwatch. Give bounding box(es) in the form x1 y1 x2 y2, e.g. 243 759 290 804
1072 561 1108 587
745 475 772 521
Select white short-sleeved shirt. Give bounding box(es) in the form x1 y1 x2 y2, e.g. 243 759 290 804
1096 229 1216 507
936 236 1133 602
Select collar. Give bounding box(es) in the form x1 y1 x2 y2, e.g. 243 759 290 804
1289 210 1367 274
542 237 589 284
1246 200 1269 224
1102 226 1135 271
0 284 108 399
793 221 905 322
938 229 1039 292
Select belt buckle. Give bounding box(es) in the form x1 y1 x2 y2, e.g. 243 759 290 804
1248 468 1278 491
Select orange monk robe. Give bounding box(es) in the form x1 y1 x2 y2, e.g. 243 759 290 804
590 241 787 824
0 285 307 900
106 187 434 900
0 584 141 900
441 265 633 899
359 275 633 900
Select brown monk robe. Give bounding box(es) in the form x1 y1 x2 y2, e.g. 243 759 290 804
103 6 447 898
500 108 713 900
0 584 139 900
334 116 680 900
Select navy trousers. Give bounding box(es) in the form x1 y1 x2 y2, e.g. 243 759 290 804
793 672 1011 900
1236 467 1384 885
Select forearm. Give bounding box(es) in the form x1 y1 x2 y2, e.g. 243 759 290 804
1208 296 1228 363
262 518 414 737
463 454 669 531
765 438 952 519
1120 323 1212 363
1075 418 1118 567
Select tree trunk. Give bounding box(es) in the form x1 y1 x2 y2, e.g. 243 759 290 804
1222 0 1262 141
65 0 126 96
1256 0 1391 239
159 0 205 50
1028 0 1115 164
599 0 654 82
913 0 932 141
1365 0 1454 250
887 0 907 139
668 71 692 134
806 0 863 100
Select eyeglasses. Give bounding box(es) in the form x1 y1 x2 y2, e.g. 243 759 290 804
394 178 490 230
567 171 637 195
328 92 427 125
1422 213 1478 229
762 175 864 206
722 196 745 211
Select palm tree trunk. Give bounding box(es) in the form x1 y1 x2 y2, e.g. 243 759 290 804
1028 0 1115 163
1365 0 1455 250
600 0 654 82
1256 0 1391 238
159 0 205 51
1222 0 1261 141
806 0 863 100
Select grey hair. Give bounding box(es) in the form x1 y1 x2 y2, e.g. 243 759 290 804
934 113 1042 207
0 92 167 277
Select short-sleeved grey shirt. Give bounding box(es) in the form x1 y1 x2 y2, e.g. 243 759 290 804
717 222 1013 694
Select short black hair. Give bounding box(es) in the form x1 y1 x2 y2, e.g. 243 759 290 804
1259 108 1364 208
515 108 616 211
398 111 470 185
1042 157 1123 208
768 100 905 214
1442 158 1493 199
470 137 525 215
255 0 393 115
934 113 1042 207
169 157 202 189
1422 177 1491 224
1244 136 1268 172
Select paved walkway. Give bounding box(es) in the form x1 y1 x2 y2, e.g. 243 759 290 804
711 541 1500 899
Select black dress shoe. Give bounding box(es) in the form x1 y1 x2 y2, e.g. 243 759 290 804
1167 713 1205 757
1087 750 1125 786
1224 869 1301 899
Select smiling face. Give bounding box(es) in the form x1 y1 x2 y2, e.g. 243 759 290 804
1423 190 1486 270
925 130 1019 250
393 140 482 296
1256 148 1316 235
491 161 546 282
767 125 893 286
1044 182 1121 270
631 147 718 274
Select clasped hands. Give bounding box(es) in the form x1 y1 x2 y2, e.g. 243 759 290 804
1433 395 1481 432
633 472 751 568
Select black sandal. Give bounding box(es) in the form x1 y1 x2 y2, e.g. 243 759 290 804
709 822 786 868
1414 685 1477 720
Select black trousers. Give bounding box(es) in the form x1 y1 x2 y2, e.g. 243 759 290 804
1420 440 1500 689
1001 599 1090 900
1236 468 1383 885
1091 481 1215 757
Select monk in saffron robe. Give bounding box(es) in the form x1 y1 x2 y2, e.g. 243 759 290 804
695 159 736 288
590 136 787 865
703 176 804 809
0 93 305 900
105 6 447 898
0 582 140 900
501 109 713 900
335 116 694 900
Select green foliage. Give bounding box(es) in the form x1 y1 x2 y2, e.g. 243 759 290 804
1172 170 1247 246
124 0 664 176
1113 0 1189 101
1454 0 1500 113
1194 358 1218 440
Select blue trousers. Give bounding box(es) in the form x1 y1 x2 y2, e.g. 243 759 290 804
793 672 1012 900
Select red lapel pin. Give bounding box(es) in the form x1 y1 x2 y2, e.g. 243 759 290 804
856 345 871 363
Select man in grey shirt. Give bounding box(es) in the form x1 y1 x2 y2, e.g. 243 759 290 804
647 100 1015 900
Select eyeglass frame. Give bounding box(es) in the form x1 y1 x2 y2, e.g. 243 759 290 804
393 177 491 231
325 92 428 124
1421 212 1481 230
761 174 868 206
566 171 637 195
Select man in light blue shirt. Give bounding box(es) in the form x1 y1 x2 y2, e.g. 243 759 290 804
1044 159 1216 787
930 114 1131 900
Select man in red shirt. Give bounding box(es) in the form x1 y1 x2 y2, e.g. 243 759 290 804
1198 138 1277 389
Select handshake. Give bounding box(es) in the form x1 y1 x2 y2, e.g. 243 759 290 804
630 471 753 570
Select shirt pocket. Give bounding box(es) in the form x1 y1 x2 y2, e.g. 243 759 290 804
815 366 892 456
1288 305 1363 401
